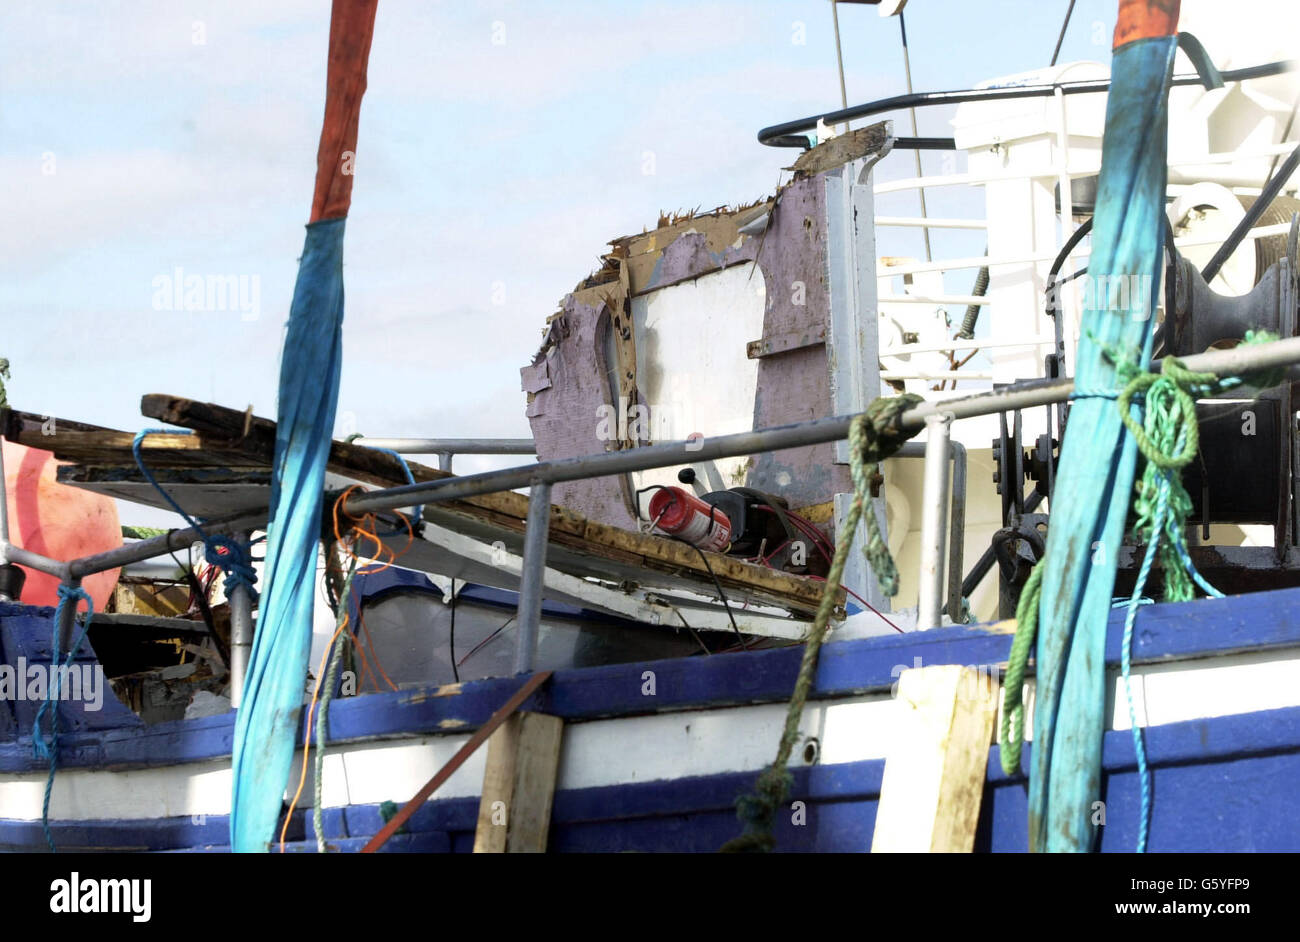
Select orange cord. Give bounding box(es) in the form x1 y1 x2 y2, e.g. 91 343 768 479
280 616 347 852
276 487 418 849
359 609 399 692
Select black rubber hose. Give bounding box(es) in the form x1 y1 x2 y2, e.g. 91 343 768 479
957 258 989 339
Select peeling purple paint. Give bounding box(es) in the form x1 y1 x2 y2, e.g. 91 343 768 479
522 297 638 529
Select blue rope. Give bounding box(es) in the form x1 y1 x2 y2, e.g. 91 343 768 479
1118 441 1227 853
1120 475 1166 854
367 447 423 534
32 583 94 852
132 429 258 599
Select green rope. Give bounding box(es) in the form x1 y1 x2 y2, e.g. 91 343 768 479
998 561 1044 775
121 525 169 540
313 555 358 852
720 393 923 853
999 331 1283 775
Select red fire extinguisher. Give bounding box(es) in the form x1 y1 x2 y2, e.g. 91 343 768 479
647 486 732 552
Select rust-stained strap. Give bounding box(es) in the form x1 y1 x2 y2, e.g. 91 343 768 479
1113 0 1180 49
360 670 554 853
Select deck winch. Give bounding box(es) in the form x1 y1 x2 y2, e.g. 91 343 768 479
991 203 1299 612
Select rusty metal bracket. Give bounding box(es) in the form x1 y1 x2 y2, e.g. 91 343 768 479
746 326 827 359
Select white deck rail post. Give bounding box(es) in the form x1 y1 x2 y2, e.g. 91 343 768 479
917 412 953 630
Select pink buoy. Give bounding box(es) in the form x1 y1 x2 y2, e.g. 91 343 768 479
3 440 121 611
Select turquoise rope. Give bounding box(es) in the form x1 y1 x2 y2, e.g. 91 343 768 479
132 429 258 599
1118 445 1226 853
366 447 423 533
32 584 94 852
1120 475 1168 854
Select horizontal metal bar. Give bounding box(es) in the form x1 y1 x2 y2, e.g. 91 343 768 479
873 144 1300 197
14 337 1300 583
344 337 1300 519
880 371 994 381
879 223 1293 280
352 438 536 455
894 136 956 150
66 510 268 580
880 294 993 306
874 216 988 230
883 336 1055 356
0 541 70 581
758 60 1295 148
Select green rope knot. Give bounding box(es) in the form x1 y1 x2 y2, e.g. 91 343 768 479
721 393 923 852
847 393 925 598
721 768 794 853
1116 355 1214 471
1000 331 1283 776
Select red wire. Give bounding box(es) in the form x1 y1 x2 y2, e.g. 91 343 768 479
807 575 904 634
742 512 903 635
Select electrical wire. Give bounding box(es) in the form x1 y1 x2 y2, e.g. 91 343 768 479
630 483 748 648
678 532 748 650
167 545 229 668
458 614 515 667
670 606 712 656
448 578 460 682
807 575 904 634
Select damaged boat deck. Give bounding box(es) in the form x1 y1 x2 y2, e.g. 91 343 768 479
4 397 837 639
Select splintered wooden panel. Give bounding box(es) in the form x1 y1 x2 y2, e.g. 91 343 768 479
22 398 834 615
871 665 998 853
473 712 564 853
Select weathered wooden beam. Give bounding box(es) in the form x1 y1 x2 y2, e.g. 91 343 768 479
7 397 834 614
871 664 998 853
472 711 565 853
138 395 833 613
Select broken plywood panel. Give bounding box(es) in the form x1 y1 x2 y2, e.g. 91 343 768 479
747 174 852 510
785 121 891 179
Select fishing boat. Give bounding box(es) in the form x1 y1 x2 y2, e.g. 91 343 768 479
1 0 1298 854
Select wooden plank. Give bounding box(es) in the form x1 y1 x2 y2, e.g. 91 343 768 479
361 671 553 853
473 711 564 853
871 664 998 853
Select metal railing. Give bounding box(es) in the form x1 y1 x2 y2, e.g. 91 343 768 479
757 60 1294 149
5 338 1300 682
350 437 536 472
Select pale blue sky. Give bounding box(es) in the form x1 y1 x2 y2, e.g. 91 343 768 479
1 0 1123 525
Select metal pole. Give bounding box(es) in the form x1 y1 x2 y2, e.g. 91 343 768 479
0 541 70 581
0 436 9 551
758 60 1294 148
341 337 1300 519
832 1 848 132
917 413 953 629
9 336 1299 585
946 441 968 623
436 451 454 473
898 10 932 262
227 531 254 708
65 510 266 581
513 479 552 675
351 438 536 455
53 577 82 659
